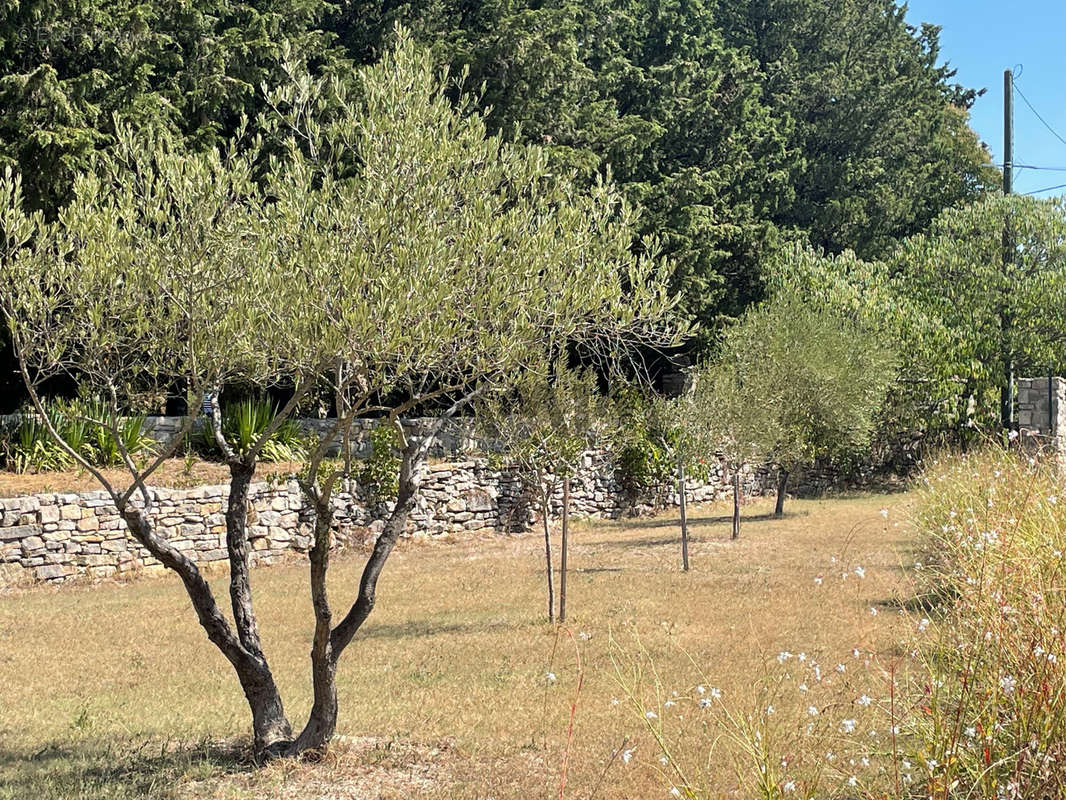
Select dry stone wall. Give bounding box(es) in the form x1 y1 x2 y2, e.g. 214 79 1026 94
0 452 773 583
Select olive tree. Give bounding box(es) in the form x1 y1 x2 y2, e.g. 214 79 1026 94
633 391 716 570
692 361 775 540
733 289 897 516
479 364 608 623
1 33 682 758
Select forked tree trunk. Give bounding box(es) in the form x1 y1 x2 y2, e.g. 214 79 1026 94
774 469 789 518
731 470 741 540
120 506 293 758
292 431 434 752
559 477 569 623
542 483 555 623
291 395 475 754
678 460 690 571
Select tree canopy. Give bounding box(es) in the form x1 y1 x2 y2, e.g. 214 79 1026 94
330 0 996 340
777 194 1066 445
0 0 341 213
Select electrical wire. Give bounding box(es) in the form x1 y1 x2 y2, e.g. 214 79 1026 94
1014 80 1066 148
1023 183 1066 196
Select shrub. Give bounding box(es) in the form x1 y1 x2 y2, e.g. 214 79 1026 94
358 422 401 504
56 398 155 467
3 410 70 472
201 397 308 463
1 398 155 472
612 392 709 500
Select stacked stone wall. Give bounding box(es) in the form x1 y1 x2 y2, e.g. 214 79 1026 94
0 453 773 583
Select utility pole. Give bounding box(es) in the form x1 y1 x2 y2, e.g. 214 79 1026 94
1004 69 1014 196
1001 68 1015 432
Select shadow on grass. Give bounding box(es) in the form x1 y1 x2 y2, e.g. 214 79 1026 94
0 738 253 800
872 589 951 617
359 617 524 640
634 512 799 530
594 528 758 549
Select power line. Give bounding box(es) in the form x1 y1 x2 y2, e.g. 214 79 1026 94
1024 183 1066 196
996 163 1066 172
1014 80 1066 149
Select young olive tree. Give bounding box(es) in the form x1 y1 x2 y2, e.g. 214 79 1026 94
2 32 683 758
733 289 897 516
698 370 772 540
479 365 608 623
640 390 717 569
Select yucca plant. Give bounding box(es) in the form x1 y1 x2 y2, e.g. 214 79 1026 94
9 412 70 472
203 398 308 463
53 397 156 467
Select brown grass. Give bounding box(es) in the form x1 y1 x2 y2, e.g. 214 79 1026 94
0 458 304 496
0 493 917 799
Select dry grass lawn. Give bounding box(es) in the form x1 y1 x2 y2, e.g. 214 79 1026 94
0 493 919 799
0 459 305 496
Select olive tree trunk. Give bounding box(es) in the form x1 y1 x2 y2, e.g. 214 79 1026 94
120 504 293 758
290 393 476 754
774 469 789 518
559 476 569 623
731 470 741 540
678 460 690 571
541 480 556 624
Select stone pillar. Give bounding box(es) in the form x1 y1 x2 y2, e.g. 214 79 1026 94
1017 377 1066 464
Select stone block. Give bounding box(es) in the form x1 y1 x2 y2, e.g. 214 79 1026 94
0 524 37 542
35 564 72 581
20 536 45 555
76 516 100 532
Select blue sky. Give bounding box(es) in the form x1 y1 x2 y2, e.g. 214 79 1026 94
903 0 1066 197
